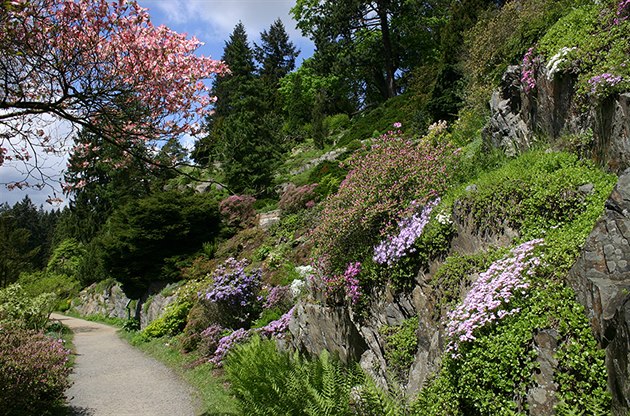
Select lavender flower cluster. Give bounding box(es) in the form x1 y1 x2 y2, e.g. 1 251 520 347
446 239 543 356
203 258 262 308
259 307 295 339
521 48 538 93
263 285 291 310
209 328 250 367
373 198 440 266
614 0 630 24
588 73 623 96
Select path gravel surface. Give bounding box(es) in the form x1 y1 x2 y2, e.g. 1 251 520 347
51 313 198 416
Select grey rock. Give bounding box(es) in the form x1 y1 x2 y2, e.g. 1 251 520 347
259 209 282 230
526 329 559 415
568 169 630 414
578 183 595 195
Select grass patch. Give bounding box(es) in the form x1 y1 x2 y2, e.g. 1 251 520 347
119 332 240 415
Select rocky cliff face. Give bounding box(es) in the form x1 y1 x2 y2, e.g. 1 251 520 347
72 281 178 329
485 65 630 174
568 171 630 414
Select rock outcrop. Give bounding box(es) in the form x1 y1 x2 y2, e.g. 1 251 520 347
568 170 630 415
484 65 630 174
72 281 179 329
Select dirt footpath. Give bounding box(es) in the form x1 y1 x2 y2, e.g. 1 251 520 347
51 313 198 416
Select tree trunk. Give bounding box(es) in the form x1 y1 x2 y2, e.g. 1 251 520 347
377 0 397 98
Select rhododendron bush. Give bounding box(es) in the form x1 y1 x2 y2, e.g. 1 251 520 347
311 126 456 275
0 0 227 189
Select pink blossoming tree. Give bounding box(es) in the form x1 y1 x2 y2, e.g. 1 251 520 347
0 0 227 192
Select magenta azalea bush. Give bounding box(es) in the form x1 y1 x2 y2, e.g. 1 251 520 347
0 327 72 414
311 127 456 275
521 47 538 93
373 198 440 267
279 183 319 214
219 195 257 229
446 239 543 355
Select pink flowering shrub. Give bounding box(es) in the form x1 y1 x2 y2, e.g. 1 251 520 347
279 183 319 214
322 262 362 305
373 198 440 266
311 127 456 275
219 195 258 229
521 47 538 93
446 239 543 355
0 328 72 414
263 285 292 310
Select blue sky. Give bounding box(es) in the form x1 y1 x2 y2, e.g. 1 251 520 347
0 0 313 209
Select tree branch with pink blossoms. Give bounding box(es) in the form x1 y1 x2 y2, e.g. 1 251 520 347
0 0 228 192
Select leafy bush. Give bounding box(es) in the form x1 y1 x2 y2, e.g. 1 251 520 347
0 284 56 330
312 127 456 277
199 258 262 329
197 323 226 358
225 336 361 415
219 194 258 229
142 301 192 339
0 327 71 415
179 302 215 352
324 113 350 135
380 317 419 382
279 183 319 214
18 270 80 303
46 238 85 277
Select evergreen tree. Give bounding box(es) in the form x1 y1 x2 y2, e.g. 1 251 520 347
255 18 300 87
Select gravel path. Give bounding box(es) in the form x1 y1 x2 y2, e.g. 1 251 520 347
51 313 198 416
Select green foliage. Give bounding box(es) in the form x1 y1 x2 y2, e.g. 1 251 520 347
17 271 79 310
537 4 600 58
141 301 192 340
451 151 616 241
0 327 71 416
353 375 408 416
324 113 351 135
225 336 361 416
46 238 85 277
250 307 283 329
380 317 419 382
0 284 56 331
99 190 221 299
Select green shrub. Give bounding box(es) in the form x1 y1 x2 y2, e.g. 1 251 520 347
18 271 80 305
142 301 192 339
225 336 361 415
0 327 71 415
380 317 419 382
0 284 56 330
324 113 351 135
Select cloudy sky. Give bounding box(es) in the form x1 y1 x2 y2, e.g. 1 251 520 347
0 0 314 209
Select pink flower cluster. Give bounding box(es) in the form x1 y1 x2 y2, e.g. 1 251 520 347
521 48 538 93
446 239 543 356
323 262 362 305
373 198 440 266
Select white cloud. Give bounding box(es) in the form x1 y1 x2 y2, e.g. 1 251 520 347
140 0 313 60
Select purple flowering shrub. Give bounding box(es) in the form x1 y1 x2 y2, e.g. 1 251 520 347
197 323 226 358
446 239 543 355
219 194 258 229
279 183 319 214
262 285 292 310
201 258 262 329
258 307 294 339
209 328 250 367
0 327 72 414
588 73 623 97
312 126 456 276
615 0 630 24
373 198 440 266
